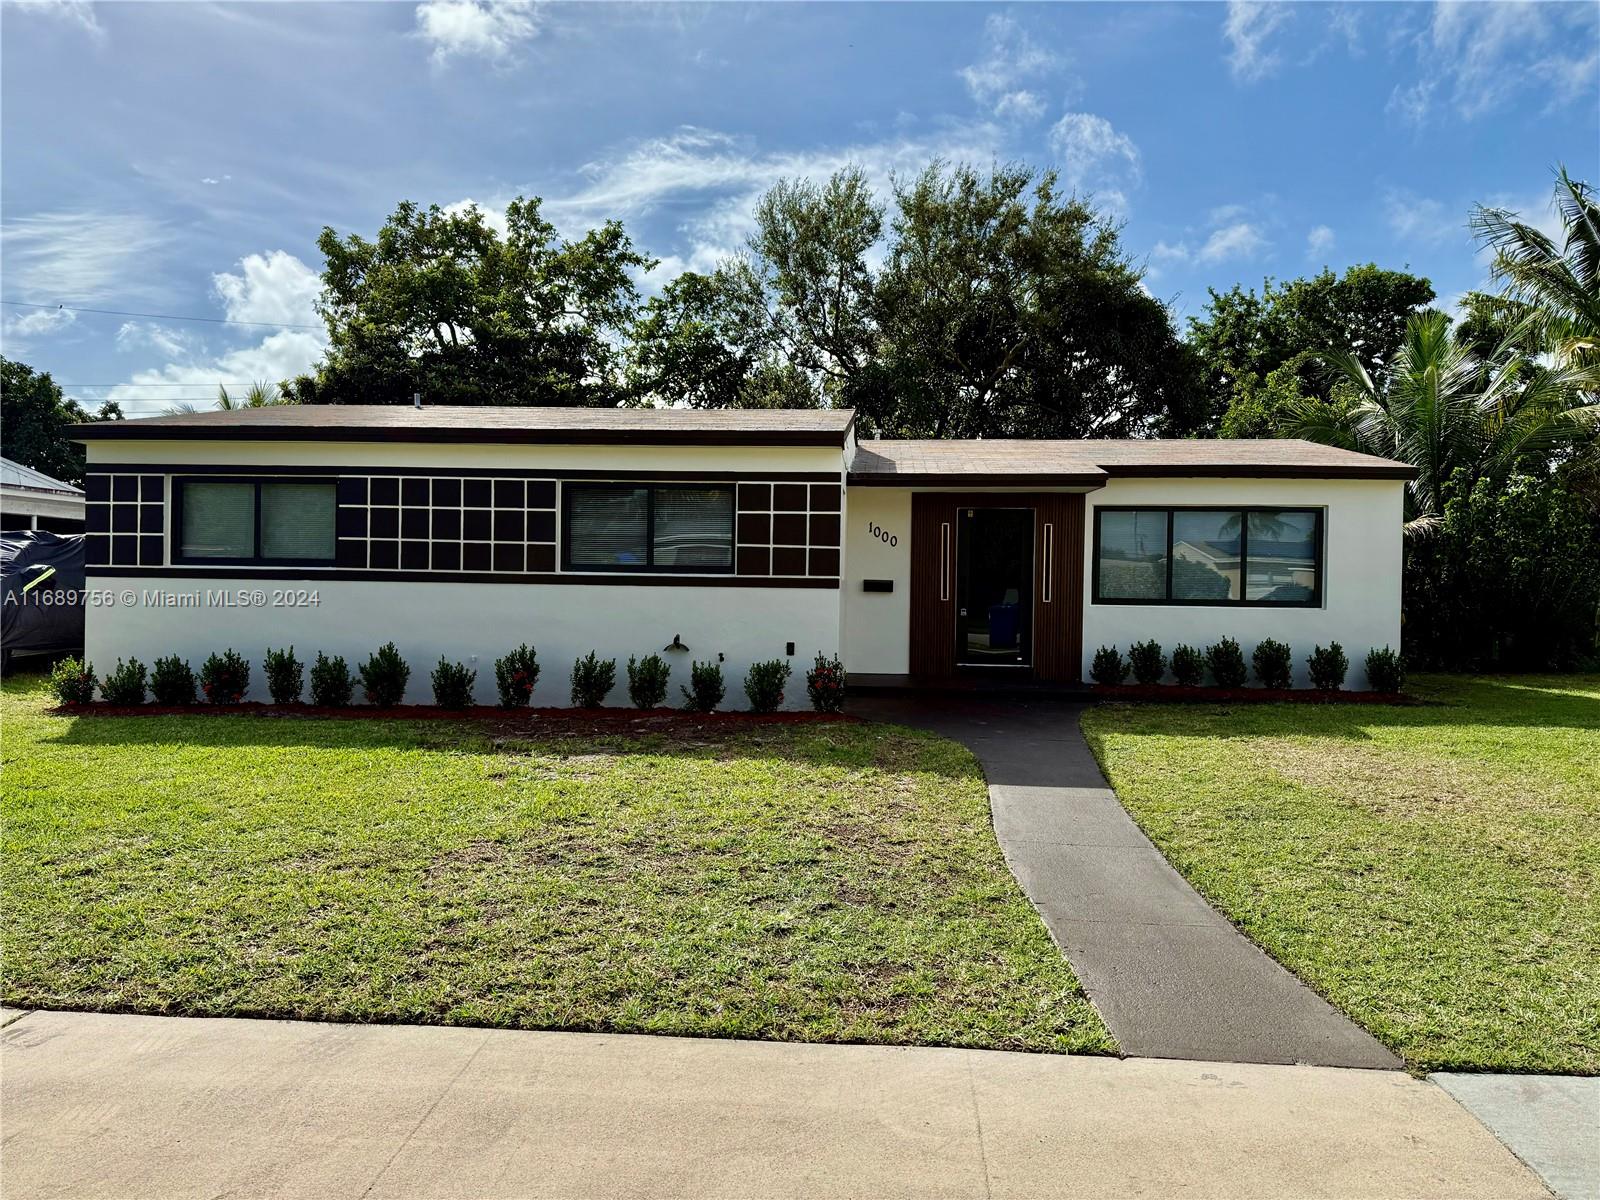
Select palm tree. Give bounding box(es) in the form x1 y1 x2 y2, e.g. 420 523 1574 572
1282 309 1598 535
164 380 288 417
1471 166 1599 370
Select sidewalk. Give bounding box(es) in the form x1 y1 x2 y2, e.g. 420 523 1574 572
1 1008 1545 1199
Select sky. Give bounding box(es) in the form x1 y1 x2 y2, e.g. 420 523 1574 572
2 0 1596 418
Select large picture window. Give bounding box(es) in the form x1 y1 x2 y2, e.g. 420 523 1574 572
1093 506 1322 606
176 478 336 564
563 483 734 572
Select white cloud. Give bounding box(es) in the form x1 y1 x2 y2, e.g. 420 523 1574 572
103 250 328 411
1049 112 1141 206
959 14 1061 120
0 211 170 303
0 305 76 355
1223 1 1292 82
1383 189 1453 245
7 0 104 40
544 120 1010 280
1393 1 1599 124
1306 224 1336 258
413 0 539 65
211 250 321 326
1198 221 1269 264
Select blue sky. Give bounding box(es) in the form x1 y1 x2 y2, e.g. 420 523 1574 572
2 0 1595 417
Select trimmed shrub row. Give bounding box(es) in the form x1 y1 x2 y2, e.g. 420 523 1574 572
50 644 848 713
1090 639 1404 694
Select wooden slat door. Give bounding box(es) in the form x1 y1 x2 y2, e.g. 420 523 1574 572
910 491 1085 683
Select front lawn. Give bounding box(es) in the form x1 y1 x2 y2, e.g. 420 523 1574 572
1082 675 1600 1074
1 673 1111 1054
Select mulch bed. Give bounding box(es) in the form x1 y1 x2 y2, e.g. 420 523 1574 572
1091 684 1417 705
48 701 857 734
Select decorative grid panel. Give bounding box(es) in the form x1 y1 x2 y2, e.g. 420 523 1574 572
336 476 558 574
84 473 164 567
735 480 841 578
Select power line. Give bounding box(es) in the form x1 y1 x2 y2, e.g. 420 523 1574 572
0 299 321 331
58 382 273 388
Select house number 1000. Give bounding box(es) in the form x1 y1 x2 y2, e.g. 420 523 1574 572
867 522 898 547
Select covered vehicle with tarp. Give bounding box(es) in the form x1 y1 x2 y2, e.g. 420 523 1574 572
1 531 85 668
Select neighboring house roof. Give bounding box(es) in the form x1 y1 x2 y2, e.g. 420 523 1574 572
849 438 1418 484
0 456 84 496
69 405 858 448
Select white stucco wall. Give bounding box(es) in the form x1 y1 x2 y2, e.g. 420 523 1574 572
840 488 913 675
85 579 837 709
1080 477 1405 688
82 437 844 708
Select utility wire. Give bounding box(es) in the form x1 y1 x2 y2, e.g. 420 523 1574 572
1 298 321 331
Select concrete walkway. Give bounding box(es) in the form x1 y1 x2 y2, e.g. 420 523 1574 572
1435 1073 1599 1200
0 1009 1545 1199
854 695 1399 1068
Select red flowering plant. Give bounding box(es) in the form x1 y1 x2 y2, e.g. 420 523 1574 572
805 652 846 714
198 650 250 705
494 643 540 708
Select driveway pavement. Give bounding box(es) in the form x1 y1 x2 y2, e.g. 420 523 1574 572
853 695 1400 1068
1435 1072 1599 1200
0 1009 1545 1199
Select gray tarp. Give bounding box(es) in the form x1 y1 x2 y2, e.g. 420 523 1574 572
1 531 85 657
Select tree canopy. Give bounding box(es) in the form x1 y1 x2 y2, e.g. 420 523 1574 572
0 357 121 485
1188 264 1436 436
287 198 651 406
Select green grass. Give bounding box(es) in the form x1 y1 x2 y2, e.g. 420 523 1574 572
1 672 1111 1055
1081 675 1600 1074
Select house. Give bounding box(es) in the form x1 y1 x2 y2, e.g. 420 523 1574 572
70 407 1415 701
1 457 86 533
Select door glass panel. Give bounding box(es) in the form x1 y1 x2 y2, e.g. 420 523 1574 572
958 508 1034 665
1171 510 1242 601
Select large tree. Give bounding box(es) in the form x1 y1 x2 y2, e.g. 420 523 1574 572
1190 264 1436 436
288 198 651 406
627 162 1204 437
1 357 121 485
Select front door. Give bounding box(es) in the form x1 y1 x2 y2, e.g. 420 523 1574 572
956 507 1035 666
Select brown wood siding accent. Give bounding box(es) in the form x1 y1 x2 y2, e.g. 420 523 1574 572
909 494 957 679
1032 492 1084 683
910 492 1084 683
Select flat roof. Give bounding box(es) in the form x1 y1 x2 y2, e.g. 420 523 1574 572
71 405 857 448
849 439 1417 483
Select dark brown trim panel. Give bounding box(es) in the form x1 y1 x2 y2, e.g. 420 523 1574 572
1097 463 1418 481
73 426 851 448
86 464 843 483
86 567 839 589
851 472 1107 488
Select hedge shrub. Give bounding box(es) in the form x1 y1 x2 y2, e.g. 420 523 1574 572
49 656 96 705
1251 638 1292 690
1205 637 1248 688
1308 642 1349 692
806 652 846 713
1365 645 1405 694
627 653 671 709
358 643 410 706
199 650 249 705
150 656 196 705
1089 645 1129 687
430 658 477 709
309 652 355 707
263 646 303 704
101 658 147 705
494 644 540 708
681 660 725 712
1128 639 1166 685
570 651 616 708
1170 643 1204 687
743 658 792 713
